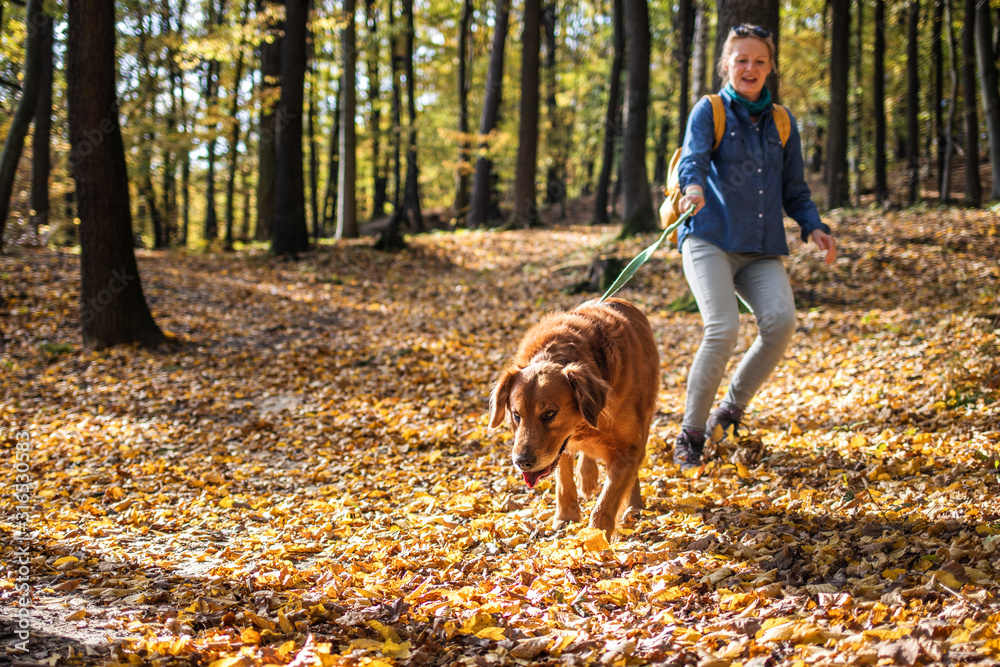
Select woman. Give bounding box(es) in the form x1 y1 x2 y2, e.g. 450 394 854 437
673 24 837 469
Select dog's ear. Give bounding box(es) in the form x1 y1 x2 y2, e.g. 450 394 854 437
563 363 609 429
489 367 518 429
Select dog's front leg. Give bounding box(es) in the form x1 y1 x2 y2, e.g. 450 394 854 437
553 450 581 529
589 452 641 540
577 454 601 497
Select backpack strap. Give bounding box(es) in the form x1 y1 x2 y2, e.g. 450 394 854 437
707 94 726 150
772 103 791 147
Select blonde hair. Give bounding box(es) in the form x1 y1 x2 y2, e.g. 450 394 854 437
717 25 777 79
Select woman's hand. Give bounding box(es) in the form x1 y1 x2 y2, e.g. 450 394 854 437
679 187 705 216
811 229 837 264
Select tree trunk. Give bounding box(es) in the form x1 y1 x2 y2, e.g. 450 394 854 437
31 9 53 234
511 0 543 228
962 0 982 206
398 0 423 232
202 0 227 242
225 0 250 250
676 0 694 144
0 0 43 248
367 0 388 218
619 0 655 236
976 1 1000 201
593 0 623 225
543 1 565 216
851 0 863 206
308 72 320 241
389 0 403 212
713 0 780 100
337 0 359 239
467 0 511 227
454 0 474 219
160 0 185 246
827 0 850 208
652 110 670 185
933 0 945 200
67 0 166 348
690 1 710 101
942 0 959 203
322 79 340 233
272 0 311 255
256 0 283 242
874 0 889 202
906 0 920 206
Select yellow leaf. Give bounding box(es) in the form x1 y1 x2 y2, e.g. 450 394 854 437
241 627 260 644
207 657 251 667
65 609 87 621
736 461 749 479
219 497 233 509
475 626 506 641
368 620 402 643
579 527 610 551
882 568 907 580
53 556 79 568
278 610 294 633
931 570 963 590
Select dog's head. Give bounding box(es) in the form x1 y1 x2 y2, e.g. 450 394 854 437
489 361 609 488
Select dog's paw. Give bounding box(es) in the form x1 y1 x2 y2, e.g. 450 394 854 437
553 506 582 529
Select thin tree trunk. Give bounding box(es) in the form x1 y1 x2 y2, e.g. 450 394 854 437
389 0 403 211
308 73 320 241
976 1 1000 201
962 0 982 206
337 0 359 239
31 9 53 235
851 0 863 206
676 0 694 145
619 0 655 236
543 1 564 216
874 0 889 202
933 0 945 199
594 0 623 225
367 0 387 217
322 79 340 233
467 0 511 227
511 0 542 228
652 110 670 186
224 41 246 250
67 0 165 348
202 0 228 242
906 0 921 205
239 156 252 241
454 0 474 219
0 0 43 248
160 0 184 246
400 0 423 231
942 0 959 203
827 0 851 208
256 0 283 241
690 1 710 102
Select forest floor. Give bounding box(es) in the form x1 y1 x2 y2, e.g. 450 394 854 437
1 205 1000 666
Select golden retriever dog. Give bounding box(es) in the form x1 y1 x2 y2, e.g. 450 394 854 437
489 298 660 540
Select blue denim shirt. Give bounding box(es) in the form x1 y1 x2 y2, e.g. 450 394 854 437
677 88 829 255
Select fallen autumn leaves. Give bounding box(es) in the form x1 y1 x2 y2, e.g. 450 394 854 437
1 208 999 666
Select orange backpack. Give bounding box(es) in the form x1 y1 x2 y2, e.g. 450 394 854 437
660 94 792 244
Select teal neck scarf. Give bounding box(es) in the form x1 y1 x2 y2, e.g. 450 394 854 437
725 82 772 116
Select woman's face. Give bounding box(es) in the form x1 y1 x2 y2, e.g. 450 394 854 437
726 37 773 101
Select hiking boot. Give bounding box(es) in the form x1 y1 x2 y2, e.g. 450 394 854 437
707 403 746 441
673 430 705 470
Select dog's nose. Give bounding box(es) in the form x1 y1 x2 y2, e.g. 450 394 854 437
514 453 536 470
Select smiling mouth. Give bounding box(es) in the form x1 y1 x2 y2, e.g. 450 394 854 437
520 437 570 489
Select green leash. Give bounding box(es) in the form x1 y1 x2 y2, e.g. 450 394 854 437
597 207 693 304
596 206 753 313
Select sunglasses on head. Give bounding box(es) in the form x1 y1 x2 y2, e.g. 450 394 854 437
731 24 771 39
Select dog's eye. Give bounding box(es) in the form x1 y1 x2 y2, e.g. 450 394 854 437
512 411 521 425
541 410 557 423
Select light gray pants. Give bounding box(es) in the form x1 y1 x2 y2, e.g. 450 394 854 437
681 235 797 433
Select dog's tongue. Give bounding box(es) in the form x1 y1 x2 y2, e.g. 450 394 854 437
522 465 550 489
